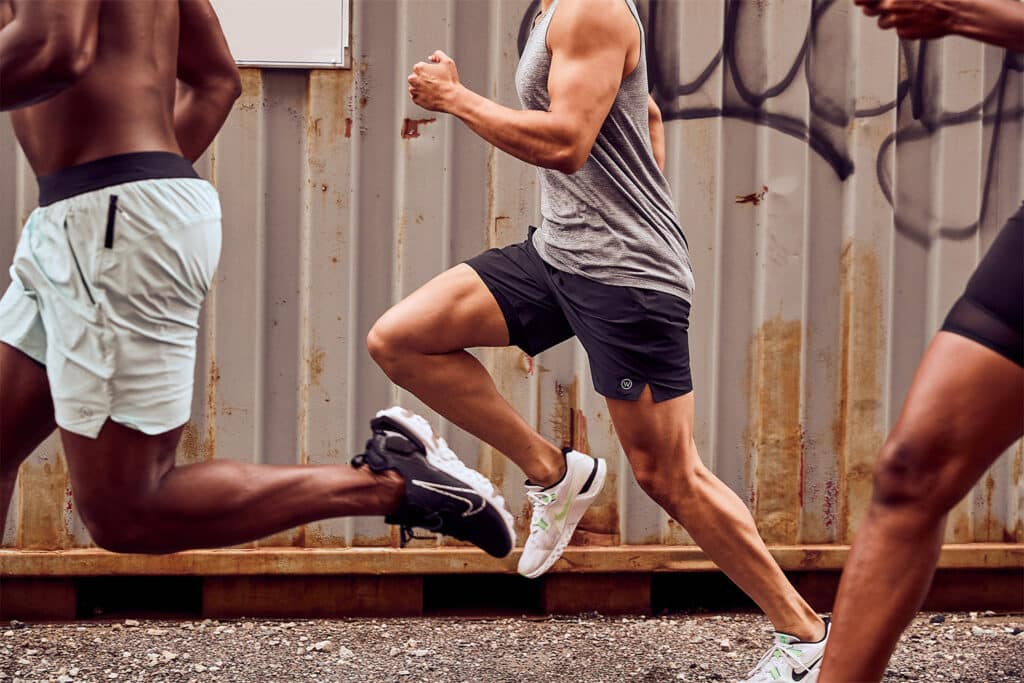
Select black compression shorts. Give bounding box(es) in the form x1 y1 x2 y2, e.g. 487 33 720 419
941 203 1023 367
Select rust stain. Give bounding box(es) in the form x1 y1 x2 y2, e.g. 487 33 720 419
822 478 838 532
307 345 326 387
16 450 71 550
238 68 262 102
205 360 220 461
179 422 204 463
747 317 803 544
549 379 578 450
735 186 769 206
984 474 996 541
400 117 437 139
519 353 535 376
306 69 355 146
351 532 394 548
1012 443 1023 541
833 241 886 543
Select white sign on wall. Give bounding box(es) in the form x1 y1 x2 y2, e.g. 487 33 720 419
211 0 350 69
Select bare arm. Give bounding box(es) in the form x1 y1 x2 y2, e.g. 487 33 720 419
855 0 1024 51
174 0 242 161
0 0 99 111
407 0 633 174
648 95 665 172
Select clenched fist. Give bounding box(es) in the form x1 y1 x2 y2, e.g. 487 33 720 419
408 50 462 112
853 0 958 40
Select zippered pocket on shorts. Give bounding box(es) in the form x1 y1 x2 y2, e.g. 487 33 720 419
63 218 97 305
104 195 119 249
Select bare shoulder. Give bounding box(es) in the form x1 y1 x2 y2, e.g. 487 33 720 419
547 0 637 53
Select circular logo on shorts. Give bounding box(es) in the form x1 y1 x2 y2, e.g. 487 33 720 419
620 378 634 391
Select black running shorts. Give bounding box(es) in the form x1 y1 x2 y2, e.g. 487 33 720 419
941 203 1023 367
466 228 692 402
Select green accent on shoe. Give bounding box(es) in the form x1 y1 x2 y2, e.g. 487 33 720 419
552 471 578 522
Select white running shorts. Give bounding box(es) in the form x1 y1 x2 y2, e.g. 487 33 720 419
0 175 221 438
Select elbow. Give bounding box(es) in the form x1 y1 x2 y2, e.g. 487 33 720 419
210 66 243 103
547 144 588 175
42 39 96 88
223 68 243 102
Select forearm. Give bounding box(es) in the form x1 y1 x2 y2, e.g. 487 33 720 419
173 79 239 161
648 102 666 172
448 86 582 173
950 0 1024 50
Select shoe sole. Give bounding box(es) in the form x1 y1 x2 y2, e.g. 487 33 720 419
519 456 607 579
376 407 516 555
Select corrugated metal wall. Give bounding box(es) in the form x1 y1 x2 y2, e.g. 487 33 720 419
3 0 1022 556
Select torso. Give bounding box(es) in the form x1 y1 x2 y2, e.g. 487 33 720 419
3 0 182 176
518 0 696 303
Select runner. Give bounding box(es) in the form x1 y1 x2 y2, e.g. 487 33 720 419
0 0 514 559
818 1 1024 681
368 0 829 677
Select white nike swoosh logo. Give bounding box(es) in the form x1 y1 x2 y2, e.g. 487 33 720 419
411 480 486 517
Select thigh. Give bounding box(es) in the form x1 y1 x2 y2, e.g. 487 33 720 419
887 331 1024 505
941 203 1023 366
61 419 181 512
552 270 692 402
0 342 56 468
374 264 514 353
376 236 574 355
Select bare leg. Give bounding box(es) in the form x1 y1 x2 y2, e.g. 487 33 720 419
607 388 824 641
368 264 565 485
819 333 1024 682
61 419 404 553
0 343 57 536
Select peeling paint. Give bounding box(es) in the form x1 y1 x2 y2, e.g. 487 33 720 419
735 186 769 205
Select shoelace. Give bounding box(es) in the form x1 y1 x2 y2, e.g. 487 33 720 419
526 490 557 536
405 414 507 508
745 643 811 681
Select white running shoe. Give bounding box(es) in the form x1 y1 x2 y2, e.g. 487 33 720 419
738 617 831 683
517 449 607 578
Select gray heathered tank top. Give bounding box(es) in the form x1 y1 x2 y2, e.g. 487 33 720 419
517 0 694 303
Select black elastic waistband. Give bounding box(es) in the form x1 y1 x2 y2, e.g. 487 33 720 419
37 151 199 206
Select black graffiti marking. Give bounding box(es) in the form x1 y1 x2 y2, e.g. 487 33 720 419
517 0 1024 245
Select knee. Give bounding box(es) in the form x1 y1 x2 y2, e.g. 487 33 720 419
366 316 412 380
75 491 152 554
871 435 949 517
629 447 702 509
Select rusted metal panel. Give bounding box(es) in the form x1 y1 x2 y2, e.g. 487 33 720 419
1 0 1021 562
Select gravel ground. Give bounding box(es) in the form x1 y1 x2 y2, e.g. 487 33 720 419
1 612 1021 683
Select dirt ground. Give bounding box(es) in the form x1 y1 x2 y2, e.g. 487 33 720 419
1 611 1021 683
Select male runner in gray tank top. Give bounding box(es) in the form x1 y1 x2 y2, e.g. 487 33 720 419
369 0 829 676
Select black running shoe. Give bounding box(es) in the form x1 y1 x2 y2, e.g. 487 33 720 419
351 407 515 558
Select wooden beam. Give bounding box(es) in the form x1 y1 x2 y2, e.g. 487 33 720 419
0 544 1020 577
